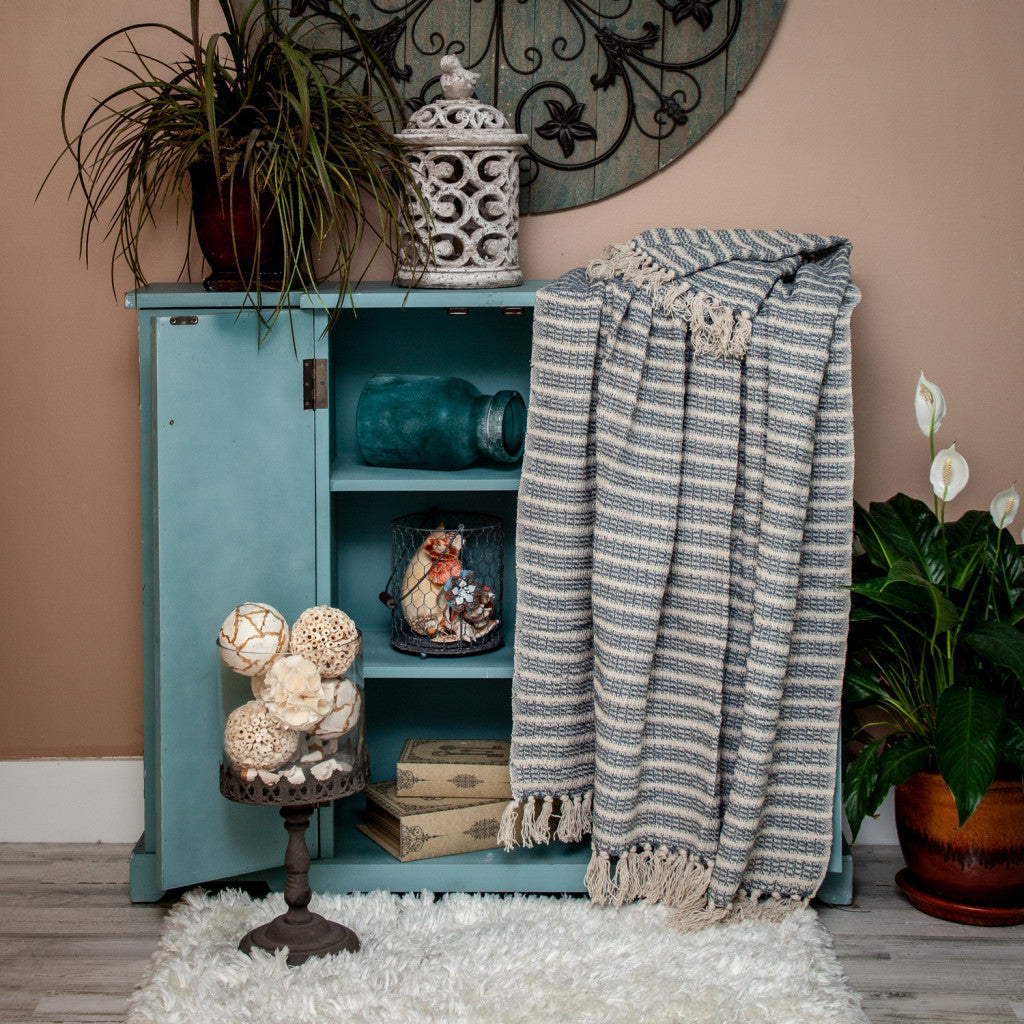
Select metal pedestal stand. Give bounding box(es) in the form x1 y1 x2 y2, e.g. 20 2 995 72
239 803 359 963
220 757 369 966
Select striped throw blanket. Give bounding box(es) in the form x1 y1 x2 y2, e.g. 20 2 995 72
499 228 860 930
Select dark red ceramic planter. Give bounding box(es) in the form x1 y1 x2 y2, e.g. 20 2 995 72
894 770 1024 926
189 163 286 291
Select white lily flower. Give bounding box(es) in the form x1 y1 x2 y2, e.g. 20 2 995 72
990 485 1020 529
915 372 946 437
930 444 969 501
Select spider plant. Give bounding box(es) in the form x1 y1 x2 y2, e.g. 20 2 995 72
44 0 424 335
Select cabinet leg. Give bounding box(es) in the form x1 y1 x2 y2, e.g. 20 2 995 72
238 804 360 965
128 837 165 904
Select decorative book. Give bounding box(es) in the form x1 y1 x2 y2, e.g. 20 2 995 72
358 780 510 862
395 738 512 799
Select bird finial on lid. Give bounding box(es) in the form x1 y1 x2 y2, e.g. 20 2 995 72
439 55 480 101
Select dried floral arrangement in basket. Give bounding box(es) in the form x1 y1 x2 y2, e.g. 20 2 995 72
382 513 504 656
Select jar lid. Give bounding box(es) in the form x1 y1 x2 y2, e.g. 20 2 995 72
395 56 528 149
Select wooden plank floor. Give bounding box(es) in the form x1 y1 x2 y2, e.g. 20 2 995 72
0 843 1021 1023
816 851 1024 1023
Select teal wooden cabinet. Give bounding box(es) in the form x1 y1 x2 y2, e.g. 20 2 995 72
129 283 851 904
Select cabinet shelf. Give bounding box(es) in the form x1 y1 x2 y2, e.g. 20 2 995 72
330 450 521 493
301 798 589 895
362 627 514 679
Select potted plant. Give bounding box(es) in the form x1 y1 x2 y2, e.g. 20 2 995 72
842 373 1024 923
44 0 424 335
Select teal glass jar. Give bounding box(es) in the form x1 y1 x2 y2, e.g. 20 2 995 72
356 374 526 470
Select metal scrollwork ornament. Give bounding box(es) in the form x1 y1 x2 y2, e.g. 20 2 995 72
323 0 785 213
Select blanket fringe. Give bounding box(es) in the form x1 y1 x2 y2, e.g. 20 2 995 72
586 241 751 359
497 800 519 850
499 803 809 933
555 790 592 843
586 846 808 934
498 791 593 850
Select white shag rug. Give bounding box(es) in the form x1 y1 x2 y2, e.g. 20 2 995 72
128 890 867 1024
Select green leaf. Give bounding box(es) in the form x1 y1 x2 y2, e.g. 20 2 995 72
844 659 889 704
995 532 1024 605
849 576 925 615
963 621 1024 679
947 541 986 591
947 510 1024 606
843 737 885 842
883 558 959 633
849 604 886 623
935 687 1007 826
877 737 934 791
854 501 901 570
945 508 993 553
865 494 946 583
1004 716 1024 770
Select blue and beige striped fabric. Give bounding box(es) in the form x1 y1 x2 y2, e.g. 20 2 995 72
502 229 860 927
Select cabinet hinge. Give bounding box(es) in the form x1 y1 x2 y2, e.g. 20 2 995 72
169 315 199 326
303 358 328 410
446 307 470 316
502 307 525 316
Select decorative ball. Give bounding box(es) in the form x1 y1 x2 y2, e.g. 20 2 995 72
309 677 362 740
218 602 289 676
255 653 333 730
223 700 300 770
290 605 361 678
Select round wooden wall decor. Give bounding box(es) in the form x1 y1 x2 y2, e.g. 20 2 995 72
327 0 785 213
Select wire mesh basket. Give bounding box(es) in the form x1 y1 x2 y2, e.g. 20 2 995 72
381 511 504 656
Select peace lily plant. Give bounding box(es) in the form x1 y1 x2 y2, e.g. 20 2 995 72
843 373 1024 837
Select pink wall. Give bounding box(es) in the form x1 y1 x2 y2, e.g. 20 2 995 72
2 1 1022 758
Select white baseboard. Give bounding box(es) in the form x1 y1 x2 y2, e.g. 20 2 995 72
0 758 144 843
0 756 899 846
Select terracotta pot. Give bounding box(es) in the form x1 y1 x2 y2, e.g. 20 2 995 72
894 769 1024 925
189 163 286 291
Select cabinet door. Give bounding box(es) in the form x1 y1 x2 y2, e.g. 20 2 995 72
149 310 317 890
